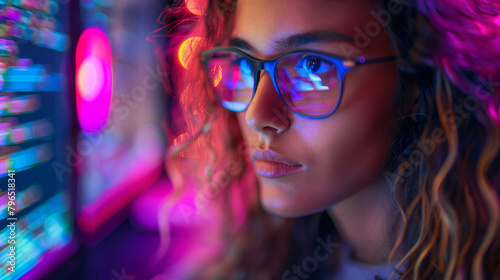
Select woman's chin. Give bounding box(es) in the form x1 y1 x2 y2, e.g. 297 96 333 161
259 191 323 218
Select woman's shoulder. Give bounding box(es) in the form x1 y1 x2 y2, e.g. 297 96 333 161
329 243 406 280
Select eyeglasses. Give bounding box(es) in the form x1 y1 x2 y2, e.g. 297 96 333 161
201 47 397 119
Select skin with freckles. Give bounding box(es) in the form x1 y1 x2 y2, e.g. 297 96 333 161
232 0 399 218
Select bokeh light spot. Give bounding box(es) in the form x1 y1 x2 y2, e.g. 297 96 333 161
77 55 104 101
185 0 206 15
75 27 113 133
178 37 201 69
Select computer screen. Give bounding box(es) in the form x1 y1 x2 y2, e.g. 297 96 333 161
0 0 76 279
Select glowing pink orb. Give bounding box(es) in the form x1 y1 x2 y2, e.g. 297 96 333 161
75 27 112 133
77 55 104 101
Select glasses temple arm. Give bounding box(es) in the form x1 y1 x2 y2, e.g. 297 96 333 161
355 55 398 66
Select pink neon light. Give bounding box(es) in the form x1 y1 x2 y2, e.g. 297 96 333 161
488 103 500 126
75 27 112 133
78 160 162 234
77 55 104 101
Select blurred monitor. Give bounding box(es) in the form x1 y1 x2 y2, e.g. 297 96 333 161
75 0 166 242
0 0 76 279
0 0 168 278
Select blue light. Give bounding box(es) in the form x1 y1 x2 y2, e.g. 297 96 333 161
90 12 109 32
221 100 248 111
80 0 97 9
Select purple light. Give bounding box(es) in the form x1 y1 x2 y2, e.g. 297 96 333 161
488 103 500 126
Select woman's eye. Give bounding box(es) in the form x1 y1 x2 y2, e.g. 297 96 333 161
299 56 332 75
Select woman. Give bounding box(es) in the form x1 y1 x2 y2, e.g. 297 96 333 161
151 0 500 279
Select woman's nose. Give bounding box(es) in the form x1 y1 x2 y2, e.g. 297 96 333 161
244 70 293 136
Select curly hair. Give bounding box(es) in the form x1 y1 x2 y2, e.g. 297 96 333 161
149 0 500 279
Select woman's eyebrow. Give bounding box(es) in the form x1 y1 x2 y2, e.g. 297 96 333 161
229 37 254 51
279 31 354 49
229 30 353 52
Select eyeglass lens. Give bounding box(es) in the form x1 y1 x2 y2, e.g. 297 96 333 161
206 50 342 117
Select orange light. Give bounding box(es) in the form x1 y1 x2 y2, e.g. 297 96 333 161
211 64 222 87
185 0 205 16
178 37 201 69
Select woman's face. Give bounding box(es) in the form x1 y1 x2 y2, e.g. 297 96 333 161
232 0 399 217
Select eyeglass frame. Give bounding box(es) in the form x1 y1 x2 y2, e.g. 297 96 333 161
200 47 397 119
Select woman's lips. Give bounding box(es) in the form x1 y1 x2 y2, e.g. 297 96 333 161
252 150 304 178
